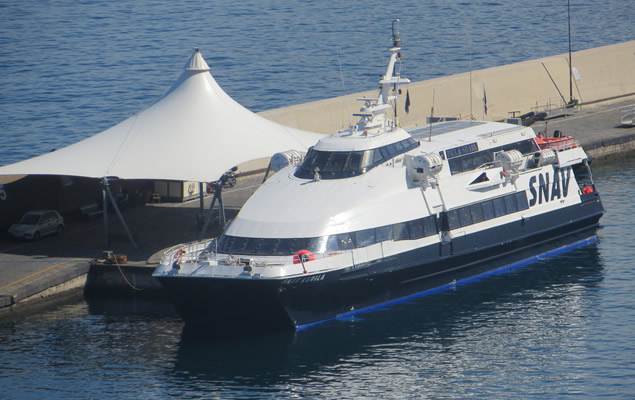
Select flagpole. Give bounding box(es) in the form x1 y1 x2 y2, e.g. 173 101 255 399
482 84 486 120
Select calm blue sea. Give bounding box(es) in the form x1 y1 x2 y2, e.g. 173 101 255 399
1 1 634 399
0 0 633 166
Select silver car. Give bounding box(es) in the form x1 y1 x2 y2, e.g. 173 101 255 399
8 210 65 240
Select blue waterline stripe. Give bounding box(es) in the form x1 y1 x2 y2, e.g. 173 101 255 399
296 235 597 331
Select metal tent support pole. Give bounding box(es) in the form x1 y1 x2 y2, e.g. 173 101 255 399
102 182 110 249
199 182 226 241
101 178 139 249
199 182 205 211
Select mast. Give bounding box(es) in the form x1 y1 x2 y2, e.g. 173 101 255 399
568 0 573 104
353 19 410 135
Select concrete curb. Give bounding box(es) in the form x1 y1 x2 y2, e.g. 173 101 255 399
0 261 90 309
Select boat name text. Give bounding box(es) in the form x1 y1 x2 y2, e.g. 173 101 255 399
284 274 326 285
528 167 571 206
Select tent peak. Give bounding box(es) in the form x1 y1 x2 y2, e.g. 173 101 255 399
185 48 210 72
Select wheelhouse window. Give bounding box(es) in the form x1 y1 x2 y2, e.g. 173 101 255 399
294 137 419 179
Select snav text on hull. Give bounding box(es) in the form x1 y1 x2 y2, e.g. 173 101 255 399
153 20 604 331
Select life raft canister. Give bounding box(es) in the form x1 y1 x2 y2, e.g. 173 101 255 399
293 249 314 264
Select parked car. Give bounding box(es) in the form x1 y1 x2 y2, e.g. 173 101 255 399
8 210 64 240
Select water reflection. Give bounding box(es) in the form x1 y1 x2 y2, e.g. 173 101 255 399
171 243 603 391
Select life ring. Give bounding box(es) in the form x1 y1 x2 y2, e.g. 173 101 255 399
581 185 593 194
293 249 314 264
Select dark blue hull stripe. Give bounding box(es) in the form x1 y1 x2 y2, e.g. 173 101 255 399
296 235 597 330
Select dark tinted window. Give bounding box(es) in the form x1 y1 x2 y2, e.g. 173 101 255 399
354 228 376 247
505 195 518 213
326 235 340 252
295 138 418 179
470 204 484 223
376 225 393 242
336 233 355 250
393 222 410 240
458 207 473 226
482 201 495 220
258 238 280 255
409 219 425 239
493 197 506 217
308 236 328 253
423 216 437 236
447 210 460 230
516 191 529 210
229 237 249 254
448 139 537 175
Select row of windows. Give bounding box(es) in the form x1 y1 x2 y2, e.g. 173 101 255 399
214 192 530 257
294 137 419 179
443 192 529 230
214 215 439 256
448 139 539 175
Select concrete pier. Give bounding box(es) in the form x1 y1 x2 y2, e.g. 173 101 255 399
1 42 634 315
260 41 635 134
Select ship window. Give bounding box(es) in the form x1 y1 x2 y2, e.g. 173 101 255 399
332 233 354 250
257 238 280 255
326 235 340 252
447 210 461 230
448 139 538 175
229 237 249 254
423 216 438 236
292 238 312 254
393 222 410 240
408 219 425 239
348 152 365 170
516 191 529 210
372 149 384 164
275 239 293 255
324 152 349 171
461 156 475 171
354 228 376 247
282 238 312 254
216 235 229 253
472 153 488 169
458 207 473 226
294 138 418 179
470 203 484 223
493 197 506 217
308 236 328 254
386 143 399 157
505 195 518 213
482 201 495 220
244 238 264 254
376 225 393 242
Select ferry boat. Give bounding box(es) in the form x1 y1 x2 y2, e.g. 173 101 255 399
153 21 604 330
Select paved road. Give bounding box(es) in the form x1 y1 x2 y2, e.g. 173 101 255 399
0 174 264 304
532 98 635 154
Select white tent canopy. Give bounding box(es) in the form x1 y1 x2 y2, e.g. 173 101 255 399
0 49 323 182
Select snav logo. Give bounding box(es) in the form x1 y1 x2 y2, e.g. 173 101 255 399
528 167 571 206
0 184 6 201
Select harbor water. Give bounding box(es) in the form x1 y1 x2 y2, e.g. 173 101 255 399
1 1 635 398
0 157 634 398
